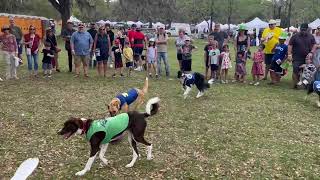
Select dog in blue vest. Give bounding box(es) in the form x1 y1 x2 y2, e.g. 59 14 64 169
108 77 148 116
307 70 320 107
177 71 210 99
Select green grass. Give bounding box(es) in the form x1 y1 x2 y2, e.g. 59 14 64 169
1 38 320 179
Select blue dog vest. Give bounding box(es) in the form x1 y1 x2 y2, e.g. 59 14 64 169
314 81 320 92
116 88 139 108
183 73 195 87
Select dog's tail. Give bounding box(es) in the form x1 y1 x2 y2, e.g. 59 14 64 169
144 97 160 117
142 77 149 94
194 72 210 90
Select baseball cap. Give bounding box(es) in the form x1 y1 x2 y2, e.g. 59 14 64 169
300 23 309 30
279 32 288 40
185 36 191 41
268 19 277 25
149 38 155 42
131 24 137 28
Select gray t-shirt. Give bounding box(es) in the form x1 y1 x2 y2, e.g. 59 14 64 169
209 31 228 50
175 36 187 54
156 34 168 53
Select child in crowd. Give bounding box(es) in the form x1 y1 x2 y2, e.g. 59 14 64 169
297 56 317 86
250 44 265 86
208 41 220 82
235 51 246 82
220 44 232 84
123 41 133 77
269 32 288 85
204 36 215 79
181 36 197 74
112 39 124 77
42 42 54 78
146 38 158 78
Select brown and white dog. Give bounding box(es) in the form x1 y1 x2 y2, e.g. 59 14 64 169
58 97 160 176
108 77 149 116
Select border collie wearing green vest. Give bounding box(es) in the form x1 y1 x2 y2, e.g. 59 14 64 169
58 97 160 176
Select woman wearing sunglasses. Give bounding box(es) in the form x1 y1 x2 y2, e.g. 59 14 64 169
0 25 18 80
24 25 41 77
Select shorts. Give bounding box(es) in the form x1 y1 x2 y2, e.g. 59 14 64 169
205 58 210 68
96 53 109 63
211 64 219 71
133 47 144 56
42 63 52 70
265 54 274 65
292 61 305 75
115 59 123 68
126 62 133 68
74 55 89 65
177 53 183 61
148 57 155 64
270 60 283 74
182 60 192 71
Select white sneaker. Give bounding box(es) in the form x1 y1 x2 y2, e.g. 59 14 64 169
134 67 140 71
196 91 204 98
249 81 254 85
208 79 215 85
0 77 3 82
297 81 303 86
254 82 260 86
221 80 226 84
302 79 308 85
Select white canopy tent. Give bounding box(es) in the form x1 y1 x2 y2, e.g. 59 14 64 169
136 21 144 27
126 21 135 26
153 22 165 28
309 18 320 29
196 20 214 33
220 24 237 31
245 17 268 30
69 16 81 23
97 20 105 25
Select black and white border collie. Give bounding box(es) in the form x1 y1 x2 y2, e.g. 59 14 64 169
58 97 160 176
177 71 210 99
306 71 320 107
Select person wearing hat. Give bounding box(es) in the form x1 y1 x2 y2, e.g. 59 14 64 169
146 38 158 77
288 23 317 88
62 20 76 72
70 22 93 78
87 23 98 68
0 25 18 80
156 26 170 77
133 26 146 71
269 32 288 85
181 36 197 74
93 25 111 77
234 24 250 83
261 19 283 80
128 24 137 48
9 17 23 61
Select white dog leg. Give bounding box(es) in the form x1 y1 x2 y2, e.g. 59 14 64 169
126 133 139 168
317 100 320 108
147 145 153 160
183 86 192 99
99 144 109 165
196 91 204 98
75 154 97 176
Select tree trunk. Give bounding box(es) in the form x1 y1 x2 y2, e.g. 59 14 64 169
61 9 71 35
48 0 72 35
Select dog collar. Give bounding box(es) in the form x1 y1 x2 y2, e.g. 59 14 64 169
81 120 89 135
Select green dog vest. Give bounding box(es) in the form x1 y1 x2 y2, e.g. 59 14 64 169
86 113 129 144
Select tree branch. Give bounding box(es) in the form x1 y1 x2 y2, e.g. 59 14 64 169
48 0 62 12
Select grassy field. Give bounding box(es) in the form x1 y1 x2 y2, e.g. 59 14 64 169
1 38 320 179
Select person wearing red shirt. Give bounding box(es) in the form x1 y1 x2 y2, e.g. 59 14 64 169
127 24 136 48
133 27 146 71
24 25 41 77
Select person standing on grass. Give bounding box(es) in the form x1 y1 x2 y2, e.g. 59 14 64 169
181 37 197 74
9 17 23 61
62 20 76 72
128 24 137 48
123 41 134 77
87 23 98 68
250 44 265 86
288 23 316 89
220 44 232 84
93 25 111 77
116 27 127 51
111 39 124 77
24 25 41 77
70 23 93 78
204 36 215 79
313 26 320 69
261 19 283 80
175 29 187 71
208 41 220 82
156 26 170 77
0 25 18 80
45 28 60 72
42 42 54 78
234 24 250 83
133 27 146 71
146 38 158 78
105 23 115 66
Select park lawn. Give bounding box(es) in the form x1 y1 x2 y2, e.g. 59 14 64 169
1 38 320 179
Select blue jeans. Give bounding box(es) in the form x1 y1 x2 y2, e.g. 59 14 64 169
157 52 170 76
27 53 39 71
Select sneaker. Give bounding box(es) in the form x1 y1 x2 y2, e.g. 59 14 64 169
249 81 255 85
225 80 229 84
84 74 89 78
149 73 152 78
0 77 3 82
48 75 52 78
231 79 237 83
112 74 116 78
134 67 140 71
13 76 19 80
56 69 61 72
221 80 226 84
155 74 159 79
254 82 260 86
208 79 215 85
74 74 80 78
317 100 320 108
297 81 303 86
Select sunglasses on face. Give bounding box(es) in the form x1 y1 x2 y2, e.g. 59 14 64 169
30 28 35 30
99 28 105 30
3 28 10 31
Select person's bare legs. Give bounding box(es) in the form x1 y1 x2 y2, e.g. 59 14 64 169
83 58 88 77
292 72 299 88
103 61 107 77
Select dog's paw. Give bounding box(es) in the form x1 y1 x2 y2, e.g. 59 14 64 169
125 163 134 168
101 158 109 166
147 155 153 160
75 170 87 176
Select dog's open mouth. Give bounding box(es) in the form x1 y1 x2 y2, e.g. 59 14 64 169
63 132 72 139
